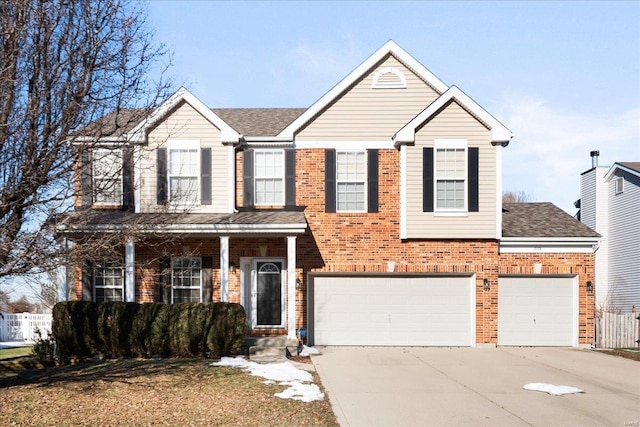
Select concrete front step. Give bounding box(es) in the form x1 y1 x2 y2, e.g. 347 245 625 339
243 335 300 363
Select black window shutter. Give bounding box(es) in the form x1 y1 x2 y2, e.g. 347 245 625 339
423 147 434 212
122 146 133 211
201 256 213 303
285 148 296 208
468 147 479 212
157 148 167 205
81 150 93 207
82 260 93 301
325 149 336 213
159 256 171 304
367 149 379 213
243 149 254 208
201 147 212 205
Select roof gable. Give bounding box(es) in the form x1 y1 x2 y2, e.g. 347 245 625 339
394 86 513 146
128 87 241 143
277 40 448 139
604 161 640 181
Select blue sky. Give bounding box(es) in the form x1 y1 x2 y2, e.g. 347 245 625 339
147 1 640 215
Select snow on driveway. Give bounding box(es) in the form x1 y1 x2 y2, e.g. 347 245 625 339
212 356 324 402
523 382 584 396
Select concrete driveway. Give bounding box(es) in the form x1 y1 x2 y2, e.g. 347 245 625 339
312 347 640 426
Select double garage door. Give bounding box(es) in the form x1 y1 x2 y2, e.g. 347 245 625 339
310 275 577 347
310 275 475 346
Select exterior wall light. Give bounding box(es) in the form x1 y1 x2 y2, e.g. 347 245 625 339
295 278 302 289
586 281 593 293
483 278 490 291
229 262 236 272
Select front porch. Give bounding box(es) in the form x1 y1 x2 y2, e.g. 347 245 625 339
57 210 308 339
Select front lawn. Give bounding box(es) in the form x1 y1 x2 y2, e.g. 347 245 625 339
0 346 33 360
0 358 338 426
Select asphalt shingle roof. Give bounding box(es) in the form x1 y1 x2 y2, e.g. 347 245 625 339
619 162 640 173
502 202 600 238
212 108 306 136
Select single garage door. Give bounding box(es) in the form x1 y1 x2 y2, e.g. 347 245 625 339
310 275 474 346
498 276 577 346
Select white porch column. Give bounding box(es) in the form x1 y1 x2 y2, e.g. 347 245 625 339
287 235 297 339
125 240 135 302
220 236 230 302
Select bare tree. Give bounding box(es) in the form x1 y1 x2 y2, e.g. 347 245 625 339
502 191 532 203
0 0 170 281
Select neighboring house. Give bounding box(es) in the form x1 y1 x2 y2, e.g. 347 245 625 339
57 41 600 347
580 156 640 313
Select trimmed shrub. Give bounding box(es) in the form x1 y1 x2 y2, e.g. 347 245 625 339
96 302 138 357
52 301 246 360
52 301 100 358
130 303 170 357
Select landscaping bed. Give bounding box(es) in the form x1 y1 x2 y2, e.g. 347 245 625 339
0 358 338 426
599 348 640 362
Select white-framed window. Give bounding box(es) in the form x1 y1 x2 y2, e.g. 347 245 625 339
93 148 123 205
94 259 125 302
168 140 199 204
615 177 624 194
336 151 367 212
435 140 467 211
171 257 202 303
254 149 285 205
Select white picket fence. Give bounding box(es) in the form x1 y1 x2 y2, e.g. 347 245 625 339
0 313 53 342
595 312 640 348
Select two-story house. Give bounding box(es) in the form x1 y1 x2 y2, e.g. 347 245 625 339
58 41 600 347
580 153 640 313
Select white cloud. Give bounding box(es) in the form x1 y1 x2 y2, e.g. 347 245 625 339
497 96 640 213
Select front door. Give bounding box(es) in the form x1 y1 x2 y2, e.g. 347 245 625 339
253 260 284 328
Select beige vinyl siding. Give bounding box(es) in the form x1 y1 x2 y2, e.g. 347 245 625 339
296 55 440 141
405 101 497 239
139 101 230 213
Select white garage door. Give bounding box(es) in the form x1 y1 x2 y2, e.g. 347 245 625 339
310 275 474 346
498 276 577 346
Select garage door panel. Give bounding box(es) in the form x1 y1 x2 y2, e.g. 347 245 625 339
312 276 473 346
498 277 576 346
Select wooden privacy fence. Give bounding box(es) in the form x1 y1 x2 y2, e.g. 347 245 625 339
0 313 53 342
595 312 640 348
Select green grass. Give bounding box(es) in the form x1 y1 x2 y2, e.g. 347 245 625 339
0 346 33 360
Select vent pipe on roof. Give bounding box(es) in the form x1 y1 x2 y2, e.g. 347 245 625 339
590 150 600 168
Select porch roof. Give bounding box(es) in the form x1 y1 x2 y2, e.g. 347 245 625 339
56 209 308 237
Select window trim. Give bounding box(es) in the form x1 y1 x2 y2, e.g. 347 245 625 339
167 140 200 206
336 150 368 213
253 148 285 206
93 258 125 302
92 148 123 206
171 256 203 303
434 139 468 214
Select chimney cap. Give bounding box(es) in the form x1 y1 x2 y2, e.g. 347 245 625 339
590 150 600 157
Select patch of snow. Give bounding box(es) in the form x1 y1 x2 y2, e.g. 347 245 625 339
212 356 324 402
523 382 584 396
299 345 320 357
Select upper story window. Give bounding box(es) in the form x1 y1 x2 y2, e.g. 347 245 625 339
94 259 124 302
435 141 467 211
168 141 199 204
336 151 367 212
422 140 479 214
615 177 624 194
254 149 284 205
93 148 123 205
324 149 378 214
171 257 202 303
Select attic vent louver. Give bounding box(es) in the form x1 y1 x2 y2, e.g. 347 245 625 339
372 67 407 89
